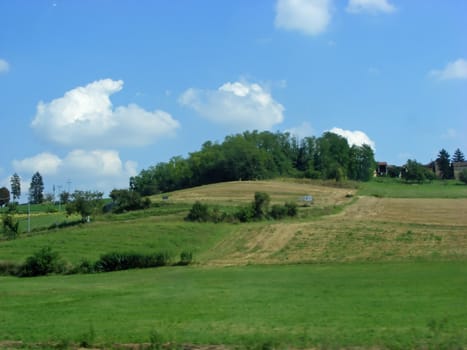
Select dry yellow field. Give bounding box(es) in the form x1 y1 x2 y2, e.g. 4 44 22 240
154 180 355 207
200 196 467 266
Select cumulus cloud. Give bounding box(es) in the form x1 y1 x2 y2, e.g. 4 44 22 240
346 0 396 14
179 81 284 131
430 59 467 80
13 153 62 176
31 79 180 148
275 0 332 36
285 122 314 139
13 150 137 195
0 58 10 74
329 127 376 149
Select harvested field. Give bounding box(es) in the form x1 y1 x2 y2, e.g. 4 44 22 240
153 180 355 207
341 197 467 226
204 196 467 265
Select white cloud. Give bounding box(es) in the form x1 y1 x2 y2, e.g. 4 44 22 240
275 0 332 36
430 59 467 80
329 127 376 149
13 153 62 176
346 0 396 14
285 122 314 139
12 150 137 195
0 58 10 74
31 79 180 148
179 81 285 131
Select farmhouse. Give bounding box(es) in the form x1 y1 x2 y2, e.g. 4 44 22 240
453 162 467 180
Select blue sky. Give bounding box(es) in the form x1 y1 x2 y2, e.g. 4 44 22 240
1 0 466 198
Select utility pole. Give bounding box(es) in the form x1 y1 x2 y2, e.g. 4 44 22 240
27 201 31 233
57 185 62 211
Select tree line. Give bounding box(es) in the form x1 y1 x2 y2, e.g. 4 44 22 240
397 148 466 184
130 130 376 196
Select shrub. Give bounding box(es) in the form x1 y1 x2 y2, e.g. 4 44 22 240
2 214 19 240
0 261 19 276
179 251 193 265
185 201 210 222
18 246 63 277
73 259 95 274
284 201 298 217
109 189 151 213
270 204 287 220
235 205 254 222
459 169 467 184
94 251 173 272
253 192 270 219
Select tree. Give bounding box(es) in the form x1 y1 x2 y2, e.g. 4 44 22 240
315 132 350 180
402 159 434 183
59 191 70 204
436 149 452 180
0 187 10 207
29 172 44 204
109 189 150 213
252 192 270 220
66 190 103 221
452 148 465 163
10 173 21 202
348 144 376 182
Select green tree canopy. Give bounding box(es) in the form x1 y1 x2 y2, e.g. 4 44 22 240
130 130 376 195
0 187 11 207
348 144 376 181
29 172 44 204
402 160 434 183
452 148 465 163
10 173 21 202
66 190 103 221
436 149 452 179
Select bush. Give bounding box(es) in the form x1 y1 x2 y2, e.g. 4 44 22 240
270 204 287 219
459 169 467 184
94 251 172 272
235 205 254 222
185 201 210 222
179 251 193 265
72 259 95 274
0 261 19 276
109 189 151 213
253 192 270 219
2 214 19 240
285 201 298 217
18 246 63 277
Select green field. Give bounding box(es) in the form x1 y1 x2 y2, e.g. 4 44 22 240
358 178 467 198
1 179 467 349
1 262 466 348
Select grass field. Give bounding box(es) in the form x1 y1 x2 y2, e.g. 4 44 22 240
358 178 467 198
1 179 467 349
1 262 466 348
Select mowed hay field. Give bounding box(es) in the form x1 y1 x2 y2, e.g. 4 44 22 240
153 179 355 207
198 185 467 265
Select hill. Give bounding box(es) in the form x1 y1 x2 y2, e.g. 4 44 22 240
1 179 466 349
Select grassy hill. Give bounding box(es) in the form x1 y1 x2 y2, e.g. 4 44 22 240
1 178 467 349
